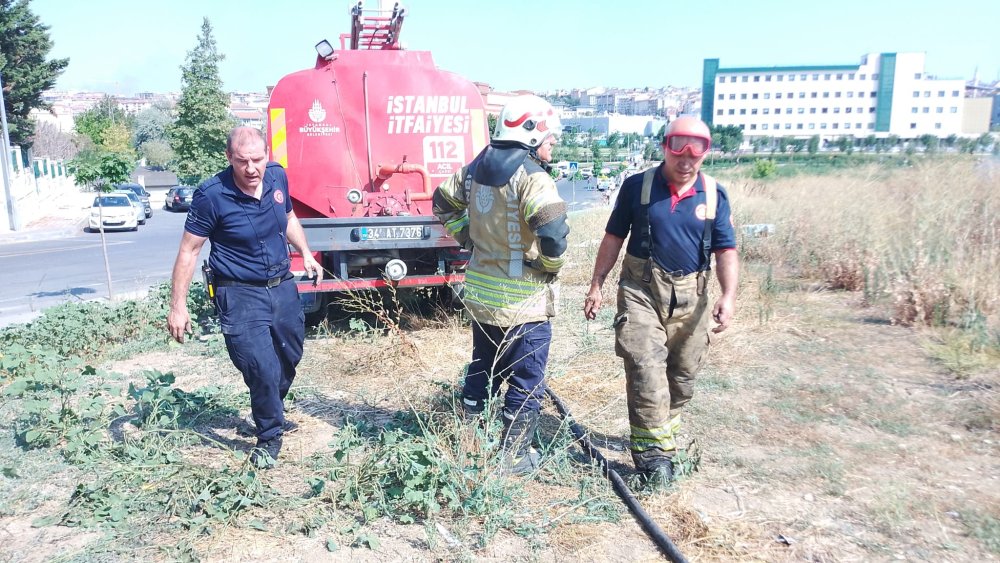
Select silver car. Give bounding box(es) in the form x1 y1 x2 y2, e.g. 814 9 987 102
112 190 147 226
115 183 152 218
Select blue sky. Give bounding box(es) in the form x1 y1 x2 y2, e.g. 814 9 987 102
30 0 1000 95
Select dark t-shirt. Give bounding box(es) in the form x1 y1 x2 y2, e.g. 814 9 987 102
606 167 736 275
185 162 293 282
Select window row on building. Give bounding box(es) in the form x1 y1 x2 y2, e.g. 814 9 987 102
716 106 959 116
718 72 874 83
718 121 951 132
718 91 881 101
912 90 962 97
717 89 962 101
719 107 876 115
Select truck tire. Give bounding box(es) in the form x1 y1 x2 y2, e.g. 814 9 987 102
435 283 465 312
304 294 329 327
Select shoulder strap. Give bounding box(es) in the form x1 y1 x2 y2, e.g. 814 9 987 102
700 172 718 270
638 166 658 257
702 172 717 219
640 166 657 205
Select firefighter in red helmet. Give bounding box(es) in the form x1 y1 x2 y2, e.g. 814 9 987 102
584 116 739 487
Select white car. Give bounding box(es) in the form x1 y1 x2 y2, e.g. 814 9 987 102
111 190 146 226
88 194 139 232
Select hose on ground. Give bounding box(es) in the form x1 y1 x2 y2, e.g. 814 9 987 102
545 387 689 563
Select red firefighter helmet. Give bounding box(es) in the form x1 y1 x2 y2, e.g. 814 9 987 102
663 116 712 157
494 95 562 149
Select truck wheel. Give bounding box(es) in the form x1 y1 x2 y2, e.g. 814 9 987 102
436 283 464 312
304 294 329 327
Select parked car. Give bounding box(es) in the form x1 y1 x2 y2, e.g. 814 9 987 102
112 190 146 226
115 183 152 218
88 194 139 232
165 185 196 212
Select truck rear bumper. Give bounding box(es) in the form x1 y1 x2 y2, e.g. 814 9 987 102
295 272 464 293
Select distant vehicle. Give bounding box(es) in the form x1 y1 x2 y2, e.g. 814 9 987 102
111 190 147 226
114 183 152 218
165 186 196 212
88 194 139 232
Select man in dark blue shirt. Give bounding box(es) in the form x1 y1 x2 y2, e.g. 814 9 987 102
583 116 739 488
168 127 322 467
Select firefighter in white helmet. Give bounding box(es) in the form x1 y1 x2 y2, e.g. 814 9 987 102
433 94 570 474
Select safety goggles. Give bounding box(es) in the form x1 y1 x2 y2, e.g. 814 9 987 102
664 134 711 157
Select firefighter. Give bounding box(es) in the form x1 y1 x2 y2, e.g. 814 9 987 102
583 116 738 487
167 127 322 467
433 94 570 474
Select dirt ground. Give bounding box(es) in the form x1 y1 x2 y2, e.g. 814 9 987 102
1 280 998 562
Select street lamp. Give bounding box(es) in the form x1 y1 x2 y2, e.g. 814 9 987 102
0 70 21 231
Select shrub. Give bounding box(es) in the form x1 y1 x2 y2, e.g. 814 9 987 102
751 159 777 179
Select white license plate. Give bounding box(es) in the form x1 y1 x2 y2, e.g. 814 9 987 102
359 226 423 241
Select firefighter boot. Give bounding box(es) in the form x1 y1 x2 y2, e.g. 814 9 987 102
461 396 485 421
250 436 283 469
500 409 541 475
632 448 675 490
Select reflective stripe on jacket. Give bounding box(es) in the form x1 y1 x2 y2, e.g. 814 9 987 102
434 151 569 326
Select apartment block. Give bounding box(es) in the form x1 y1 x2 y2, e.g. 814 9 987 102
701 52 969 139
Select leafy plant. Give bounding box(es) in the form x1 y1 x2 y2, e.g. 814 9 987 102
4 358 115 462
128 370 240 429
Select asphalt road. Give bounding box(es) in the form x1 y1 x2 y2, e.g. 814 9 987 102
0 208 203 328
0 180 615 328
556 176 613 211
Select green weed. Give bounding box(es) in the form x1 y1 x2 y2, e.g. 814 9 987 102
128 370 241 429
963 511 1000 553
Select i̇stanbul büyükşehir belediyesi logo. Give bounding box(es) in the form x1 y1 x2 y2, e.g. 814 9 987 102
299 100 341 137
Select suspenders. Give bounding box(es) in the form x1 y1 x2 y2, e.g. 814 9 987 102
637 166 718 283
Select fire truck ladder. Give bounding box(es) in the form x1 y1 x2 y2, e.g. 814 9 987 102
343 1 406 50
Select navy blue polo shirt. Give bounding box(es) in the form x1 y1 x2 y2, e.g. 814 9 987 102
185 162 293 282
606 166 736 275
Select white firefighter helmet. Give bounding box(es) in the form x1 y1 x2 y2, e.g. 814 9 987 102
493 94 562 148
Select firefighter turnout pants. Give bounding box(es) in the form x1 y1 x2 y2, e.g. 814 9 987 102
464 321 552 415
217 279 305 442
615 254 712 461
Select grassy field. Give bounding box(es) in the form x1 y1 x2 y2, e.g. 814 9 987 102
1 157 998 561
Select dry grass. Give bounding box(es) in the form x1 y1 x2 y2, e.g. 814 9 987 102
727 157 1000 332
3 159 1000 561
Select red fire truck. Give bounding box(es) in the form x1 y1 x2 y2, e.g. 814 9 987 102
267 2 489 318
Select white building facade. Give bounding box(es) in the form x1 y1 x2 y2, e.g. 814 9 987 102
702 52 969 139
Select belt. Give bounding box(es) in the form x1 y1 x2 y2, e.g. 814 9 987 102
215 273 292 288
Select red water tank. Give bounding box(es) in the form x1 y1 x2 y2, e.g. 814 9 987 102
267 49 490 220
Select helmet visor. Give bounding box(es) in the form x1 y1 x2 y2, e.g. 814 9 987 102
665 134 711 157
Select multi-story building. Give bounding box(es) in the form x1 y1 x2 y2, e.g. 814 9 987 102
701 52 973 140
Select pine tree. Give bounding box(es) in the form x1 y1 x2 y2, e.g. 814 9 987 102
169 18 235 185
0 0 69 149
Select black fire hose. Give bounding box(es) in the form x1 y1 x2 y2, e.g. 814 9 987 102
545 387 689 563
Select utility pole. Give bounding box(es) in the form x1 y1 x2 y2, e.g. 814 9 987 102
0 70 21 231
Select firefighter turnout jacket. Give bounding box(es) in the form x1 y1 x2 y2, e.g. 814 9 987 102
433 143 570 327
